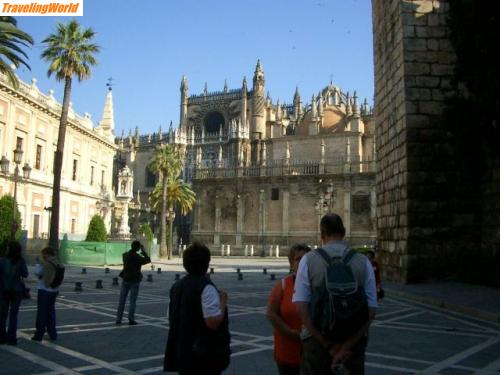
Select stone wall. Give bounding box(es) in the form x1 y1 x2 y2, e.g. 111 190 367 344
372 0 488 282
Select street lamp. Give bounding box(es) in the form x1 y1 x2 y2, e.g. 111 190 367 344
0 150 31 239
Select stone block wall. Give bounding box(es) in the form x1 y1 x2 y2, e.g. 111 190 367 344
372 0 485 282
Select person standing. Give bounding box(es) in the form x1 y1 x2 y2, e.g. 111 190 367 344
366 250 384 301
164 242 230 375
32 247 60 342
267 244 311 375
0 241 28 345
116 240 151 325
293 213 377 374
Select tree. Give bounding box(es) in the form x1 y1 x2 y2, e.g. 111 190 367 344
150 177 196 259
0 195 21 254
0 16 33 88
138 222 154 246
41 20 99 252
149 144 195 258
85 214 107 242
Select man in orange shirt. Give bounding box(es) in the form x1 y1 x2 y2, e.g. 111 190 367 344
267 244 311 375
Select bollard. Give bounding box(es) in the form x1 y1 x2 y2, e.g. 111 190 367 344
250 245 254 257
263 268 267 275
276 245 280 258
221 244 225 257
105 267 110 274
175 274 180 281
270 274 276 281
269 245 273 257
147 274 153 282
95 280 103 289
74 282 83 292
226 245 231 256
112 277 119 286
238 273 243 281
81 268 87 274
157 268 162 274
210 267 214 274
236 268 241 274
244 245 248 257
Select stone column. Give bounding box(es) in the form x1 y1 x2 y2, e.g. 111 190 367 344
282 189 289 240
258 189 266 254
236 194 243 246
343 183 351 238
214 195 221 246
370 189 377 230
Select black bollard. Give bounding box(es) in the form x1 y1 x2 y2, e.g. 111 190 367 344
238 273 243 281
236 268 241 274
210 268 214 274
112 277 119 286
105 267 110 274
157 268 162 274
81 268 87 274
95 280 103 289
75 282 83 292
147 274 153 282
263 268 267 275
270 274 276 281
175 274 180 281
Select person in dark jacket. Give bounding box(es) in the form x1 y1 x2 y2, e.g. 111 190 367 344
164 242 230 375
0 241 28 345
116 240 151 325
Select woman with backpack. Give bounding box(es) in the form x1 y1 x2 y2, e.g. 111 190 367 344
266 244 311 375
0 241 28 345
31 247 61 342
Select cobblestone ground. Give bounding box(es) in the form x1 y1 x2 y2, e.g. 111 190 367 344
1 258 499 374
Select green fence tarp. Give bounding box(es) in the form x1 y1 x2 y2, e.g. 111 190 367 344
60 240 129 266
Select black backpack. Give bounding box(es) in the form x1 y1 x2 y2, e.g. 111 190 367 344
48 261 65 288
309 248 369 343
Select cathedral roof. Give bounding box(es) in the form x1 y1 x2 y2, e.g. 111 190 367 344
295 105 346 136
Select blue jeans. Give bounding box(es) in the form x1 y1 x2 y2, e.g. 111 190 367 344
0 292 22 343
34 289 58 340
116 281 140 322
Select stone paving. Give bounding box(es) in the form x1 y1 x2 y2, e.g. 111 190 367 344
0 258 499 374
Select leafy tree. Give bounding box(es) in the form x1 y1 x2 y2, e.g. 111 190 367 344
138 223 154 246
41 20 99 251
0 195 21 253
0 16 33 88
85 214 107 242
149 144 195 259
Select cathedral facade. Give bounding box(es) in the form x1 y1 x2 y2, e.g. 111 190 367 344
121 61 377 252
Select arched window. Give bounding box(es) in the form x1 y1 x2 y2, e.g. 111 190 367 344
204 111 225 134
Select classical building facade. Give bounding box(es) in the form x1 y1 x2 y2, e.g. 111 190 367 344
0 73 120 240
121 61 377 251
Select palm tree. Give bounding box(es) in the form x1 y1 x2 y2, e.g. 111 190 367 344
41 20 99 251
149 144 194 258
0 17 33 88
150 178 196 259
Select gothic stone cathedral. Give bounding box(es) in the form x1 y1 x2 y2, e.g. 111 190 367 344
119 61 376 253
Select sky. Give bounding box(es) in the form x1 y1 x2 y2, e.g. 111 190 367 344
16 0 374 137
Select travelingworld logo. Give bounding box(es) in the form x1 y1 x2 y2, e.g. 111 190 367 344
1 0 83 16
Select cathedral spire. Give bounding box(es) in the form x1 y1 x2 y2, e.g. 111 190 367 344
99 87 115 135
223 79 228 93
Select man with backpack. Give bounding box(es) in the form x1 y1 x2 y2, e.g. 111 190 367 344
32 247 65 342
293 213 377 374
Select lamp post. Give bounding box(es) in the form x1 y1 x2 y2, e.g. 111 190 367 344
1 147 31 239
315 181 335 243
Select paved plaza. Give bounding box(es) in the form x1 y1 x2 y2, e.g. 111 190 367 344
0 258 499 375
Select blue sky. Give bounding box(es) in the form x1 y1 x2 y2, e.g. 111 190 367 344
16 0 374 136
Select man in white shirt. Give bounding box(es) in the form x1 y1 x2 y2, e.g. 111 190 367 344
293 213 377 374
